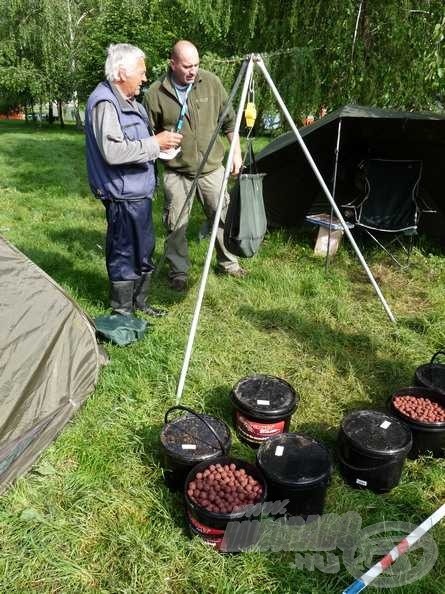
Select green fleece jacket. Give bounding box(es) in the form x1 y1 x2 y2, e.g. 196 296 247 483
144 68 236 175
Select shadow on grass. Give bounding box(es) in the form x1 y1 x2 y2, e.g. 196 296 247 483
133 422 189 534
0 120 81 135
17 229 108 306
237 305 414 406
135 421 165 469
15 224 189 310
292 421 341 447
199 384 234 421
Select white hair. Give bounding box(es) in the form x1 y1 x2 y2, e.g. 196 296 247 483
105 43 145 82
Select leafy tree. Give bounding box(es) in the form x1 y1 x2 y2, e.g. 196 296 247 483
76 0 179 98
0 1 45 114
0 0 93 124
179 0 443 114
0 0 443 126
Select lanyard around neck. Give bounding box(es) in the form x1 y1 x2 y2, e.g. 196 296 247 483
174 83 192 132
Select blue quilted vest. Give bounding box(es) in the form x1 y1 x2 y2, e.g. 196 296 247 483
85 81 156 200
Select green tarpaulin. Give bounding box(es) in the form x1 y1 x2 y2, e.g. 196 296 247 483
256 104 445 244
0 235 103 493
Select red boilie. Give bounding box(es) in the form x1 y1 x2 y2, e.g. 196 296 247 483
187 463 263 514
393 395 445 424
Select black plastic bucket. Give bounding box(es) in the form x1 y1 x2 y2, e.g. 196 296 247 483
184 456 267 551
231 374 298 448
389 386 445 458
256 433 332 517
414 351 445 396
337 410 412 493
160 406 231 490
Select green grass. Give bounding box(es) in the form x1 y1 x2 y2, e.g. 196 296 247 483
0 120 444 594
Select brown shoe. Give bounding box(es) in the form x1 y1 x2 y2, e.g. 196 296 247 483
168 276 187 292
216 266 247 278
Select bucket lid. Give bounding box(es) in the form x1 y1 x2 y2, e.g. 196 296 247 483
256 433 331 488
340 410 412 457
160 413 230 462
231 374 298 421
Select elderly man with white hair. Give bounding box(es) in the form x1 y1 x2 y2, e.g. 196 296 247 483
85 43 182 317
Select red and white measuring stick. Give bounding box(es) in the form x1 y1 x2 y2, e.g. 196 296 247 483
342 503 445 594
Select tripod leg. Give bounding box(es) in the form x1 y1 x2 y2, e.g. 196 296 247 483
175 55 255 404
256 57 396 324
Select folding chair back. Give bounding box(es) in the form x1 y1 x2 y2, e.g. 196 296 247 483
356 159 422 233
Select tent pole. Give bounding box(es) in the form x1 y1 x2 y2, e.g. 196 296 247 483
256 57 396 323
175 55 256 404
155 57 250 276
325 118 343 273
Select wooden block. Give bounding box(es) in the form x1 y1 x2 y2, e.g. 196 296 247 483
314 227 344 257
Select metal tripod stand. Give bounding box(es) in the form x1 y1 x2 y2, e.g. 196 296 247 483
173 53 396 404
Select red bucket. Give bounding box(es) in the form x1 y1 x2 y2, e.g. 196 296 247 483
184 457 267 552
231 375 298 448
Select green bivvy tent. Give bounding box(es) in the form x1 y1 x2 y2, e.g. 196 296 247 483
0 235 103 494
256 104 445 243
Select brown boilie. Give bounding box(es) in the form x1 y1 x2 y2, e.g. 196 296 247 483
187 463 263 514
393 395 445 423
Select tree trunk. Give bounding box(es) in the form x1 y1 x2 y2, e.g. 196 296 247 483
66 4 89 130
57 99 65 127
72 91 84 129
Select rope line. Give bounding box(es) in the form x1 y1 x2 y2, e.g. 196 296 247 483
204 45 318 65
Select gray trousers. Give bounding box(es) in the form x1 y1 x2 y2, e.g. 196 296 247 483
163 166 239 279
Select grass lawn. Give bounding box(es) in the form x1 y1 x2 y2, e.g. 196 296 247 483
0 120 444 593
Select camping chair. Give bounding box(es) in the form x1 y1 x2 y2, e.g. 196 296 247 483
342 158 424 267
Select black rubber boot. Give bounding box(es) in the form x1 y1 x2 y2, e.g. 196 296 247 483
110 280 134 316
133 273 167 318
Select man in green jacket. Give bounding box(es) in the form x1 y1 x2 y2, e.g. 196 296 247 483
144 40 245 292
